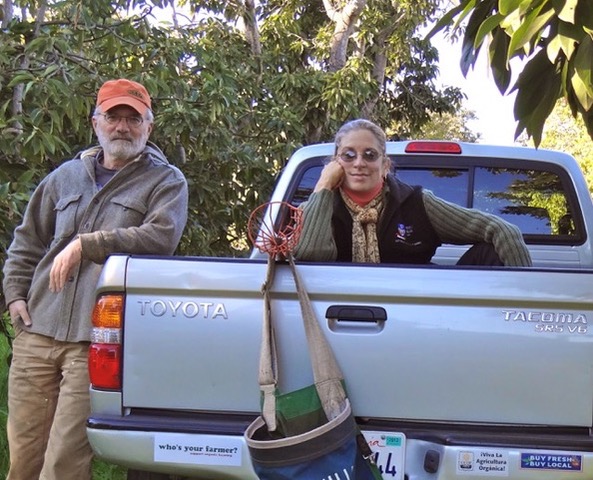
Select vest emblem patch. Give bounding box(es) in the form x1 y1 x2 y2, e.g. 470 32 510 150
396 223 413 241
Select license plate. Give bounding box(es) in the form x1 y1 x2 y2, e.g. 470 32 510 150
362 431 406 480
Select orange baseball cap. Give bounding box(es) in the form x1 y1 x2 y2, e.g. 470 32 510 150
96 79 151 115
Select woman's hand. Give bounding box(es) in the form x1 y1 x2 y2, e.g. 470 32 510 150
314 161 344 192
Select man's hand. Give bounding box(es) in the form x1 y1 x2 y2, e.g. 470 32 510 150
9 300 32 327
49 237 83 293
314 161 344 192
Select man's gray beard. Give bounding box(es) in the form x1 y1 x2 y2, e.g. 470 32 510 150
103 139 144 161
94 124 147 162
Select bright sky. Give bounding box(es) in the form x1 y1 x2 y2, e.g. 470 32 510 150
432 32 521 146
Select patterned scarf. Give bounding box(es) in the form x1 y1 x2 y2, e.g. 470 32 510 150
339 188 385 263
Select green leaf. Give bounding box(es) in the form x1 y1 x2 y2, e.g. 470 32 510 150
23 81 35 98
575 0 593 30
579 107 593 143
508 1 555 56
474 13 505 49
7 73 35 87
512 49 562 145
553 0 578 23
564 64 580 116
499 5 522 31
425 1 468 39
18 169 36 184
25 36 51 54
489 27 512 93
561 19 585 54
460 0 497 76
452 0 481 31
545 20 562 62
546 19 583 61
571 36 593 110
499 0 525 16
42 64 60 78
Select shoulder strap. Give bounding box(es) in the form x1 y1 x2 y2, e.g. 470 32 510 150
259 256 279 431
287 253 347 420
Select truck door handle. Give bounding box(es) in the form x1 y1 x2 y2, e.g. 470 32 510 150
325 305 387 323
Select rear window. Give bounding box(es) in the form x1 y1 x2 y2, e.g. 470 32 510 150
285 156 581 244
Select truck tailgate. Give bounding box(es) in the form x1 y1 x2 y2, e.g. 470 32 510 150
122 257 593 427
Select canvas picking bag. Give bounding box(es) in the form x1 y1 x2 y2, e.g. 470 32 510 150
244 254 382 480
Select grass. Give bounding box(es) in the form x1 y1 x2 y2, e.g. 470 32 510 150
93 458 127 479
0 333 9 477
0 316 127 479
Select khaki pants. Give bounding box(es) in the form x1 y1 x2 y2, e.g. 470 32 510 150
7 330 93 480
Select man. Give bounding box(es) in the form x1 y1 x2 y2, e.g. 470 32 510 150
2 78 189 479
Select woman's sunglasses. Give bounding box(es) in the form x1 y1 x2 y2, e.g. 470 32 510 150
338 148 381 163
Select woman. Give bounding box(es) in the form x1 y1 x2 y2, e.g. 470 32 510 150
293 119 532 266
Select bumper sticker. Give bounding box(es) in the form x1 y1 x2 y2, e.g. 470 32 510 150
520 453 582 472
154 433 242 466
457 449 509 476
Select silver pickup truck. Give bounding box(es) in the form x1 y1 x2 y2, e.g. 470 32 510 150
87 141 593 480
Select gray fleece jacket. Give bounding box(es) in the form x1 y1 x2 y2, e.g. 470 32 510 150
2 142 188 342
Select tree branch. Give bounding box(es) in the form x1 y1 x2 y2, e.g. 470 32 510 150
2 0 13 29
242 0 261 58
362 11 403 117
323 0 367 71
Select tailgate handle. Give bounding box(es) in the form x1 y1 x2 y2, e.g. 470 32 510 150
325 305 387 323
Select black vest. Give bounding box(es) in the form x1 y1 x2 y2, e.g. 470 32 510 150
332 176 441 264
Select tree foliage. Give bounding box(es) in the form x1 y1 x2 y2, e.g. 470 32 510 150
429 0 593 147
419 107 481 142
537 99 593 193
0 0 463 294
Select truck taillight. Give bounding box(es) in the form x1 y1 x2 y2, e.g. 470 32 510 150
89 294 123 390
405 141 462 154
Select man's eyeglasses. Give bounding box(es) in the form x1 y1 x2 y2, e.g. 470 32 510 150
98 113 144 127
338 148 381 163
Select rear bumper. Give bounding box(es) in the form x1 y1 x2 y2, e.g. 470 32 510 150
87 411 593 479
87 411 258 479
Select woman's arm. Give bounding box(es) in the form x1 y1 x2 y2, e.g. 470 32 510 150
422 190 532 267
292 189 338 261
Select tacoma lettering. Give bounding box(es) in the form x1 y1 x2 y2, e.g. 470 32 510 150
138 300 228 319
502 310 587 324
